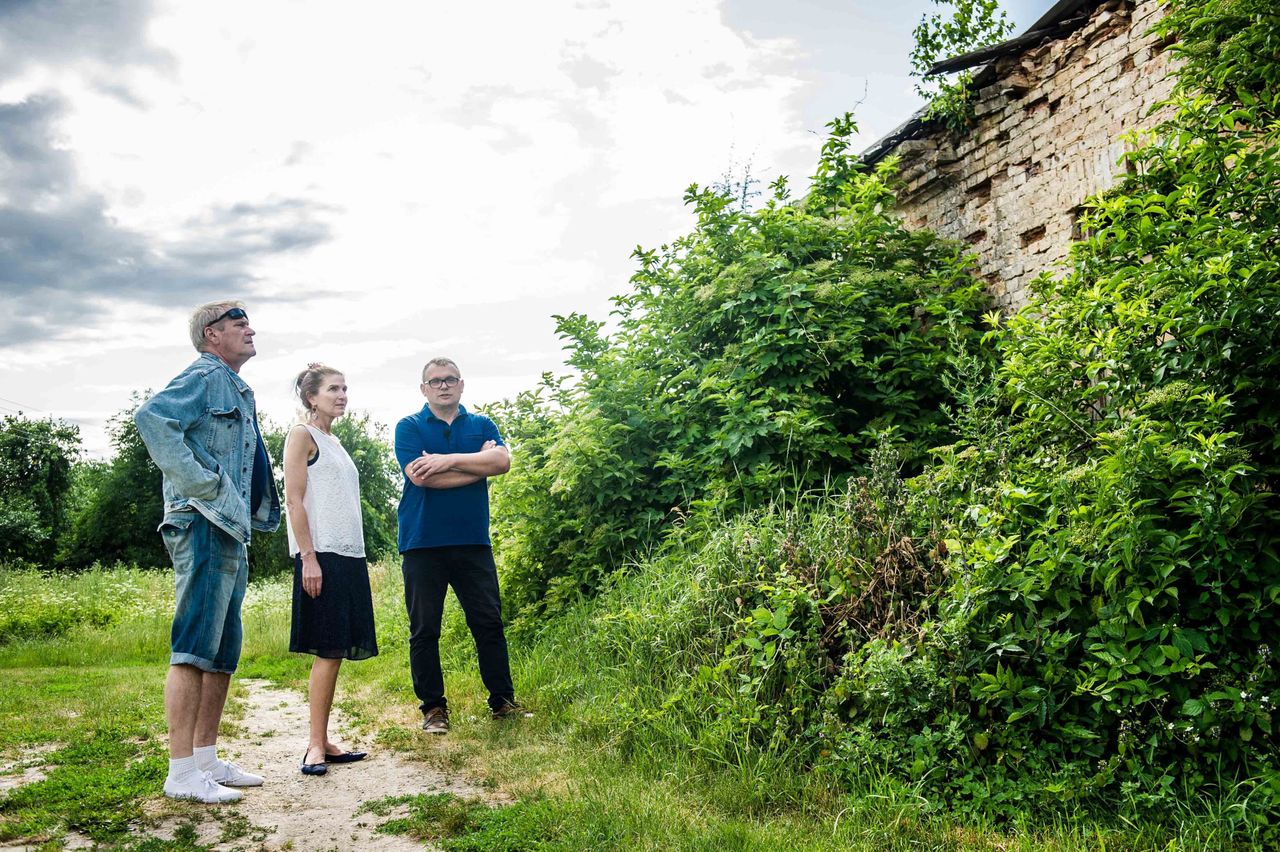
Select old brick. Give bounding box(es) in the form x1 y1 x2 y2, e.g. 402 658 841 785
871 0 1173 311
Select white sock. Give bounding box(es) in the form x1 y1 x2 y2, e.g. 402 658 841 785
193 745 219 772
168 755 199 782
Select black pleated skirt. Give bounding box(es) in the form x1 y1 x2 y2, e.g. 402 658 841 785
289 552 378 660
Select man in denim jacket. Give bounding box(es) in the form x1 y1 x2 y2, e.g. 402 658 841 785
135 300 280 803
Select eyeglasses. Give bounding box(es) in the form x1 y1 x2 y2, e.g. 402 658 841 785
206 307 248 328
424 376 461 389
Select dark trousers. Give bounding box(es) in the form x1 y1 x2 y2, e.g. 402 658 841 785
401 545 515 712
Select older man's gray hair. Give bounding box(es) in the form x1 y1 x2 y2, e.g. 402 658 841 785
189 301 247 351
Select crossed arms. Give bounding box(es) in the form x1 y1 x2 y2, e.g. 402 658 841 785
404 441 511 489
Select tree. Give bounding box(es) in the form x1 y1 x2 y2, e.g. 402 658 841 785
0 415 81 565
64 397 401 576
332 411 400 563
909 0 1014 130
249 411 400 577
245 419 291 577
61 395 166 569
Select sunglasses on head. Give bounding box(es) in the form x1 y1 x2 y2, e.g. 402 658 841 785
206 307 248 328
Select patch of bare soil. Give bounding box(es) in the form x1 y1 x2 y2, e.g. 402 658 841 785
0 743 61 795
143 678 486 850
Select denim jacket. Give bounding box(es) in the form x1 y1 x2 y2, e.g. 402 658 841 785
134 353 280 544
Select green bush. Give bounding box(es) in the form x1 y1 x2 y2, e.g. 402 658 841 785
247 410 401 577
498 0 1280 838
910 0 1014 131
0 415 79 566
59 398 167 572
59 397 400 580
821 0 1280 830
491 116 993 624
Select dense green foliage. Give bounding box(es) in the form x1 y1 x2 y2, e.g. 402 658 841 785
870 0 1280 820
859 0 1280 820
0 567 155 645
909 0 1014 130
0 415 79 566
510 498 1259 845
60 396 167 571
486 0 1280 839
492 118 993 622
331 411 402 563
3 400 399 579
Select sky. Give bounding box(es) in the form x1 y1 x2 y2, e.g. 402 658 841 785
0 0 1052 457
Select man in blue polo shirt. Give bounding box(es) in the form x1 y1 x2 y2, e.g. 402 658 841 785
395 356 529 734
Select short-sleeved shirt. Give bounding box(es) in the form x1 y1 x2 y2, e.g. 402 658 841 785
394 404 505 552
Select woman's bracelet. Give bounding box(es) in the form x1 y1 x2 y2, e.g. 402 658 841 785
299 549 316 559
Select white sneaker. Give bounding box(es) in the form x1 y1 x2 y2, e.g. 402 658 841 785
208 759 263 787
163 770 243 803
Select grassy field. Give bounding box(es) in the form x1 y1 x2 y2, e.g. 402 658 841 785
0 564 1249 850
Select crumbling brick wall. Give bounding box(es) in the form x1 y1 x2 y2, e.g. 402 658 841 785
891 0 1175 309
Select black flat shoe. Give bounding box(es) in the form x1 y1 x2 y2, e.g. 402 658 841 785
300 750 327 776
324 750 367 764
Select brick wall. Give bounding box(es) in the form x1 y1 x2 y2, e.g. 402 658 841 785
890 0 1175 309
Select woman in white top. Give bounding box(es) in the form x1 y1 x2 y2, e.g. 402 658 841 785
284 363 378 776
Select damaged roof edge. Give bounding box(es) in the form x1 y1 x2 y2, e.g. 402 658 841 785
928 0 1095 75
859 0 1099 166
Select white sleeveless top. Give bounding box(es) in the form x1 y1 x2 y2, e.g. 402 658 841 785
285 425 366 558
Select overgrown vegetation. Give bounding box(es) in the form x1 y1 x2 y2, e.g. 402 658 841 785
1 564 1231 849
881 0 1280 822
491 116 993 622
2 0 1277 846
1 399 400 579
0 415 79 567
909 0 1014 130
486 0 1280 840
0 566 158 644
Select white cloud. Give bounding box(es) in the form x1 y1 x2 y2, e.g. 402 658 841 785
1 0 836 457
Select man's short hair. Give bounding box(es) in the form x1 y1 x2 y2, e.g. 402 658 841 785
421 357 460 382
189 300 247 352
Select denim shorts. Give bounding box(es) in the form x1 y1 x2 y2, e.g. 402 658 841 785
161 511 248 673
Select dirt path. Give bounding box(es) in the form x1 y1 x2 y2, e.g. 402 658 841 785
140 678 486 850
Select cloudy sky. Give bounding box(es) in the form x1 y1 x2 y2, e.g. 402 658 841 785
0 0 1050 457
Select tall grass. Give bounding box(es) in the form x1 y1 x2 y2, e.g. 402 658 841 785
0 565 170 648
496 497 1271 849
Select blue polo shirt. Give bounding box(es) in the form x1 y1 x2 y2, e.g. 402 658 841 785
394 404 504 552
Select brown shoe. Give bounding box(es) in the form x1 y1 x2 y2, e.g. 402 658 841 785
422 706 449 735
491 699 533 720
